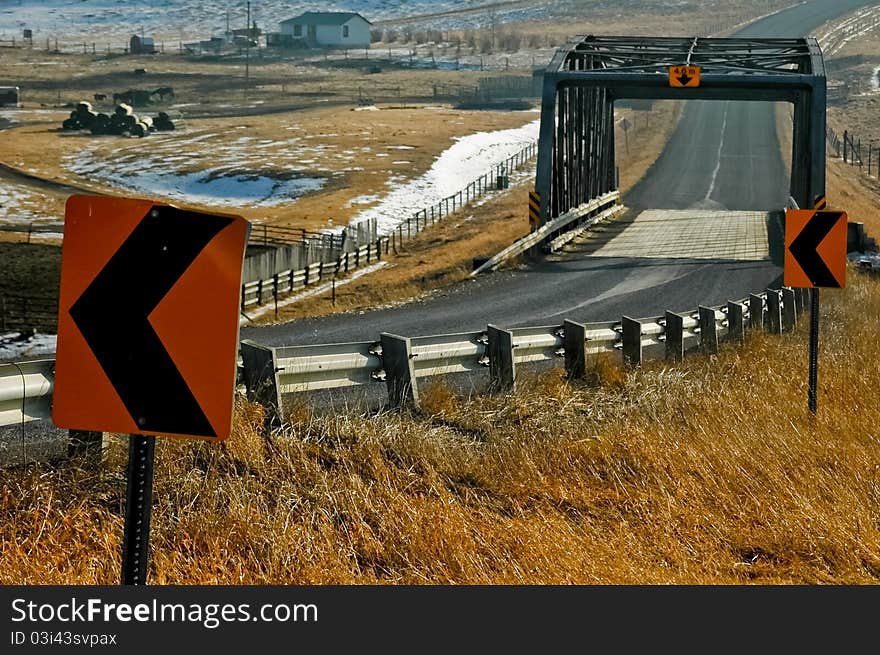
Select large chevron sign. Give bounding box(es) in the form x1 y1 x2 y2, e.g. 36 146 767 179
784 209 847 289
53 195 249 440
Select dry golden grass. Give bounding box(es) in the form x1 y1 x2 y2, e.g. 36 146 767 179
3 269 879 585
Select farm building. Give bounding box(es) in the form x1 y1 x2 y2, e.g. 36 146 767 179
0 86 20 107
130 34 156 54
278 11 371 49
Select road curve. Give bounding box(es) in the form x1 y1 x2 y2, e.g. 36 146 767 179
243 0 871 348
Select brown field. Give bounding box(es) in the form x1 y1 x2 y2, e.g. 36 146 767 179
2 2 880 586
2 267 879 584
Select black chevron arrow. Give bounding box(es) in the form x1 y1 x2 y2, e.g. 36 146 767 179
676 72 693 86
789 211 840 287
69 205 233 437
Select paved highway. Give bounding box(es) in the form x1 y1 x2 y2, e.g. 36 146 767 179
243 0 872 348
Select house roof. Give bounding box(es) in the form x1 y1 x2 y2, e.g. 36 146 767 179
280 11 371 26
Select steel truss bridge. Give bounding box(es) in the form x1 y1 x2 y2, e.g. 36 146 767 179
534 35 827 225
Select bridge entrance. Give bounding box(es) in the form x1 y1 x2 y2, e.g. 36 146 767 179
534 36 826 226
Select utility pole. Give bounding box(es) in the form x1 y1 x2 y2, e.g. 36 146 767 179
245 0 250 93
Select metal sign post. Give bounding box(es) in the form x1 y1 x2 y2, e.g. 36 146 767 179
783 201 847 415
808 288 819 414
121 434 156 585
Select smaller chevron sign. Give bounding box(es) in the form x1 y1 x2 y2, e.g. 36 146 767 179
784 209 847 289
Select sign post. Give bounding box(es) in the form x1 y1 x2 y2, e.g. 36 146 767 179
53 195 250 584
121 434 156 585
783 206 847 414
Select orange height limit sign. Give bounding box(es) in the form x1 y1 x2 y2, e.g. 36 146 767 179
669 65 701 87
53 195 250 441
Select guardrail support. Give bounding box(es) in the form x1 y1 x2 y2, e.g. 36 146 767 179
794 287 805 315
487 324 516 390
727 301 745 344
698 306 718 355
664 311 685 361
240 340 282 424
748 294 764 331
563 319 587 378
766 290 782 335
380 333 419 408
621 316 642 367
781 288 797 332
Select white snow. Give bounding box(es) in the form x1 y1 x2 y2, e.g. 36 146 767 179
0 332 57 363
348 118 540 234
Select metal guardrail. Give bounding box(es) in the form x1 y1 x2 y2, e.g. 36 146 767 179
242 240 389 310
0 359 54 428
0 285 812 467
471 191 621 276
238 286 813 421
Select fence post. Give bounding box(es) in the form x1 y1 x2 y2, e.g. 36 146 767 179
380 333 419 408
563 319 587 378
664 311 685 361
487 324 516 391
781 288 797 332
727 301 745 344
748 294 764 331
766 289 782 335
698 306 718 354
621 316 642 367
240 340 282 425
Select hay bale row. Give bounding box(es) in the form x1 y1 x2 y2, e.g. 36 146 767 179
61 100 175 137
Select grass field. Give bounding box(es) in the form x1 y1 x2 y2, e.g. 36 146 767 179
1 2 879 585
2 266 878 584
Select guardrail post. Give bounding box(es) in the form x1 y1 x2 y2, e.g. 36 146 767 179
664 311 685 361
621 316 642 367
727 301 745 344
781 288 797 332
240 340 282 425
794 287 805 315
748 294 764 331
487 324 516 390
380 333 419 408
766 290 782 335
67 430 106 462
698 306 718 354
563 319 587 378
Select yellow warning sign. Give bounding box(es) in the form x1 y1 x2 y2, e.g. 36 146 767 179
528 190 540 228
669 65 701 88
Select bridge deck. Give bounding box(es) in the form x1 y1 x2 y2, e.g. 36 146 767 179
573 209 771 261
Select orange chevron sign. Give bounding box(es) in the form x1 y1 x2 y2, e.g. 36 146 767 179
784 209 847 289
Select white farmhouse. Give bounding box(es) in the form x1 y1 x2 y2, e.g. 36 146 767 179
279 11 372 49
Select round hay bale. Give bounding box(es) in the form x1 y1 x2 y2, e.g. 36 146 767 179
131 122 148 138
139 115 153 129
115 103 133 117
75 100 93 113
61 118 80 131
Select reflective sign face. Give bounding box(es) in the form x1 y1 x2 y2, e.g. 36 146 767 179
53 196 250 441
784 209 847 289
669 65 701 87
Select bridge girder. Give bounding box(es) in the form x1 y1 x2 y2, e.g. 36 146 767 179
534 35 826 225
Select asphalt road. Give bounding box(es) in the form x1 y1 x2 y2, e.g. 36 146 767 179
243 0 872 348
